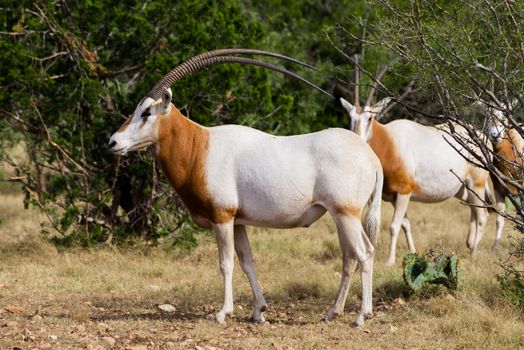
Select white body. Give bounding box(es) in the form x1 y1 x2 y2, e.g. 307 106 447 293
386 120 477 202
341 97 489 265
202 126 374 228
109 88 384 326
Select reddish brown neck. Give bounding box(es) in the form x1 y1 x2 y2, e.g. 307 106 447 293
153 107 235 224
154 108 212 216
367 119 417 195
367 119 389 163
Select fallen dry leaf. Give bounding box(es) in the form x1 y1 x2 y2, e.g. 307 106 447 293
5 305 25 314
203 304 215 313
393 297 407 307
125 346 147 350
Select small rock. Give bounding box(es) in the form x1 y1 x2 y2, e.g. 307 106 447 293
158 304 176 313
145 284 161 292
32 314 43 322
48 335 58 341
0 283 5 289
102 336 116 347
165 341 175 348
6 321 18 327
5 305 25 314
445 294 456 302
237 305 243 310
390 325 398 333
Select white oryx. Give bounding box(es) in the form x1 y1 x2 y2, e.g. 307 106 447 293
339 66 490 266
109 49 384 327
486 105 524 248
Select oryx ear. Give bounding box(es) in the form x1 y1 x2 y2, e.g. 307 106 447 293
161 87 172 111
508 98 519 110
340 97 355 113
371 97 392 114
475 100 487 109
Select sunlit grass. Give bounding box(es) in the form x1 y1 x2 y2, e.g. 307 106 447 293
0 192 522 349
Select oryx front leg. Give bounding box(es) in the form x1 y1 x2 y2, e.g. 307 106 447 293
234 225 267 323
214 222 235 324
330 214 375 327
466 185 488 253
492 189 505 250
386 194 411 266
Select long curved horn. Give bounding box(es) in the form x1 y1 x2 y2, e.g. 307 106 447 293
364 57 401 107
352 54 361 108
181 49 319 70
147 50 332 100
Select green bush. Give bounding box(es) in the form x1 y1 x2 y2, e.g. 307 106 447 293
0 0 360 245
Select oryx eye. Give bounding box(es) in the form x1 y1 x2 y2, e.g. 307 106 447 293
141 108 151 119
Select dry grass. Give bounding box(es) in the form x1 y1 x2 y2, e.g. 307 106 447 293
0 190 523 349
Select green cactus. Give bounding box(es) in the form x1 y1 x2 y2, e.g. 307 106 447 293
402 249 459 291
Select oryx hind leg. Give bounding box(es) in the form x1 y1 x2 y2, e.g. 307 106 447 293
401 214 416 253
324 248 358 322
328 212 375 327
386 193 411 266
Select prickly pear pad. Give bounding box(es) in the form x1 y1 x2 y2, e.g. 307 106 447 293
402 249 459 291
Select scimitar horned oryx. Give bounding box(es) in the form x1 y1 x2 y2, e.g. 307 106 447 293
483 101 524 249
109 49 384 327
340 58 490 266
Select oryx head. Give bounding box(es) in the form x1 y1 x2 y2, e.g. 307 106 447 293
486 109 506 145
476 99 518 145
108 49 333 155
340 97 392 142
338 54 397 142
108 89 172 156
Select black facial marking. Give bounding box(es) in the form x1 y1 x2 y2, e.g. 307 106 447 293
141 107 151 119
